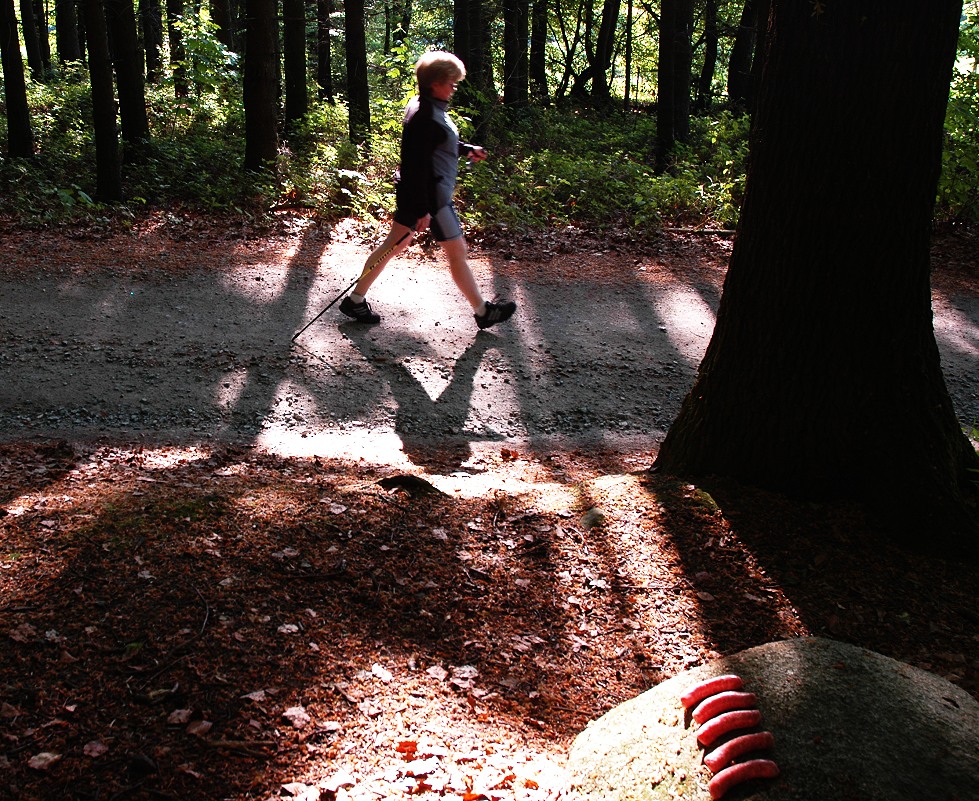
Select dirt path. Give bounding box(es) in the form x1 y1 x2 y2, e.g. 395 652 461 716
1 217 977 468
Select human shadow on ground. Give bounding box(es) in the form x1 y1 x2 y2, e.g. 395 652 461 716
341 323 504 470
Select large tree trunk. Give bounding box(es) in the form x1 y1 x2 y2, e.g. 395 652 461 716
283 0 308 132
655 1 979 555
81 0 123 200
343 0 370 144
694 0 718 112
726 0 756 109
55 0 83 63
105 0 151 158
242 0 279 171
1 0 35 156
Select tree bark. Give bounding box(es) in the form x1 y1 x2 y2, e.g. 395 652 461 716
0 0 34 156
141 0 164 81
55 0 83 63
503 0 529 105
242 0 279 171
343 0 370 143
655 0 979 555
283 0 308 132
317 0 334 101
726 0 756 108
19 0 44 79
167 0 189 97
81 0 123 200
105 0 151 158
529 0 547 101
694 0 718 112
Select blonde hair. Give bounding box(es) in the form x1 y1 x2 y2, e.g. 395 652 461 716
415 51 466 92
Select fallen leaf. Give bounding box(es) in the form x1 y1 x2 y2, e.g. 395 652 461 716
83 741 109 758
28 752 62 771
283 705 312 729
186 720 213 737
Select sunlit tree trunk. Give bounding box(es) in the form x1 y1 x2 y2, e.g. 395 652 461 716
1 0 35 156
655 0 979 556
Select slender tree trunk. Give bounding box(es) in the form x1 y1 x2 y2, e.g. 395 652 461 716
55 0 82 62
343 0 369 143
141 0 164 81
1 0 35 156
503 0 529 105
317 0 333 101
623 0 632 110
33 0 51 72
283 0 308 132
242 0 278 171
655 0 978 555
167 0 188 96
695 0 718 112
19 0 44 78
655 0 676 171
105 0 150 158
529 0 547 102
81 0 122 200
211 0 234 49
726 0 756 108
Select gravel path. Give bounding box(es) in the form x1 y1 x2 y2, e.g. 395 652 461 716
2 223 977 467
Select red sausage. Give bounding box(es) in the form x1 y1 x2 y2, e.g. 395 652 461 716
696 709 762 746
680 674 744 708
704 731 775 773
692 691 758 724
708 759 779 800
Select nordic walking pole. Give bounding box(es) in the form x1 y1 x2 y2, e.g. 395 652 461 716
291 227 414 342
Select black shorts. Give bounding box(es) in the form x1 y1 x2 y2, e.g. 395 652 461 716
394 203 463 242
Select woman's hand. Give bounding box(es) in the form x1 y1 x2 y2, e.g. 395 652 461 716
468 146 488 163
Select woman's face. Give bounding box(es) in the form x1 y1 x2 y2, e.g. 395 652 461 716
430 77 459 101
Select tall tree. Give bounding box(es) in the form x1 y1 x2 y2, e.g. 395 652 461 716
105 0 151 157
19 0 44 78
141 0 164 80
455 0 493 105
81 0 122 200
167 0 189 96
656 0 694 170
569 0 619 102
317 0 334 101
726 0 768 110
503 0 529 105
55 0 82 62
283 0 308 131
344 0 370 143
694 0 719 112
529 0 548 102
654 1 979 555
32 0 51 72
211 0 235 49
0 0 34 156
243 0 278 170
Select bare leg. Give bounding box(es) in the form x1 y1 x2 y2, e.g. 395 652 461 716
439 235 485 313
352 221 416 297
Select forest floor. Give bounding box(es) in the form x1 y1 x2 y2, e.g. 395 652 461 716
1 214 978 801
